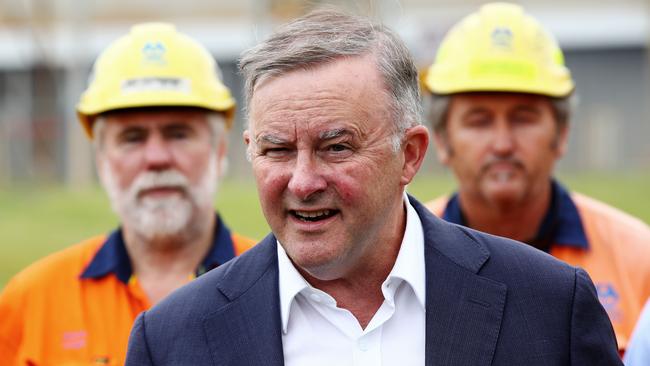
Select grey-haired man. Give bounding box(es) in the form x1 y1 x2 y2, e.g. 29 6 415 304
126 9 620 366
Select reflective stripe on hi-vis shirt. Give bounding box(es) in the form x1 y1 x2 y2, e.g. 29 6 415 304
0 214 256 365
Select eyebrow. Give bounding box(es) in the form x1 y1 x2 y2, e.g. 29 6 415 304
319 128 352 140
461 107 491 120
511 105 541 114
257 134 288 145
162 122 194 130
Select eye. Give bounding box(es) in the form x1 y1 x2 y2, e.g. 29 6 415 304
328 144 349 152
511 112 537 125
118 129 146 144
322 143 353 159
262 147 293 158
464 115 491 128
164 125 193 140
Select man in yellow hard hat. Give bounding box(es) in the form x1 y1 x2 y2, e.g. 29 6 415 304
423 2 650 352
0 23 255 365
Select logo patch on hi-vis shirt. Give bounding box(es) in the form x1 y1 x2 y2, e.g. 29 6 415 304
596 282 622 322
62 330 87 349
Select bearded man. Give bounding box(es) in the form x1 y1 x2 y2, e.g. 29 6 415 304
0 23 254 366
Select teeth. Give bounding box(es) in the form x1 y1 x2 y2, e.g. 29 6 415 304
295 210 331 218
495 171 512 183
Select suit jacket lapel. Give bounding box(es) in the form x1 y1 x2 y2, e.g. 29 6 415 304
411 197 507 366
203 236 285 366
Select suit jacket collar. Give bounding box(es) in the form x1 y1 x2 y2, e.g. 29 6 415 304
203 234 285 366
202 196 506 366
411 196 507 365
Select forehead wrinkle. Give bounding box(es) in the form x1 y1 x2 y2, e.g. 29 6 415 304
252 85 378 143
260 84 360 111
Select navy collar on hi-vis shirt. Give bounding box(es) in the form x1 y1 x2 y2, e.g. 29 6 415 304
80 213 236 283
442 179 589 252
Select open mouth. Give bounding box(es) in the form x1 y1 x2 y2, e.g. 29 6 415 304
290 209 338 222
492 170 515 182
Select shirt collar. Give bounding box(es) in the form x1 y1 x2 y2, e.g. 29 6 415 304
80 213 236 283
277 241 310 334
442 179 589 251
276 192 426 334
386 192 426 308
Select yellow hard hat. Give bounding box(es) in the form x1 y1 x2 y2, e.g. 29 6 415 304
424 2 574 97
76 22 236 138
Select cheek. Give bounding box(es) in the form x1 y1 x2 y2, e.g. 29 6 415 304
103 155 138 190
175 146 213 182
331 175 358 203
448 127 482 153
517 130 560 164
253 162 288 204
330 163 381 205
446 136 484 171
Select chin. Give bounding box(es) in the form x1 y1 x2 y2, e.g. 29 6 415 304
300 261 347 282
480 180 520 201
485 188 527 208
285 244 347 279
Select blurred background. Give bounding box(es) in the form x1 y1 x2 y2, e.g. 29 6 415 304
1 0 649 288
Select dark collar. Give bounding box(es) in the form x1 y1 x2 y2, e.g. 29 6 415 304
80 213 236 283
442 180 589 251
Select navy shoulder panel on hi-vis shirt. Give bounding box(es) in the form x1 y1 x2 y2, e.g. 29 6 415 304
0 213 256 366
425 180 650 351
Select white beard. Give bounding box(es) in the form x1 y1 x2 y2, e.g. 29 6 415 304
100 153 219 243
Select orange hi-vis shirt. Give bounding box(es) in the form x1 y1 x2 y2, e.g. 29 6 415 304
0 214 255 366
425 180 650 351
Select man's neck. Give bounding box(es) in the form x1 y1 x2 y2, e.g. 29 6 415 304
459 183 552 243
302 259 395 329
124 214 215 305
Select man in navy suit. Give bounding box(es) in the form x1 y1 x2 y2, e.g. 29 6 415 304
126 9 621 365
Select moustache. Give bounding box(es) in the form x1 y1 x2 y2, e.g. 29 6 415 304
130 170 190 199
480 156 525 175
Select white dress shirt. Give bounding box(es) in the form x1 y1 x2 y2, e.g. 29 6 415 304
277 193 426 366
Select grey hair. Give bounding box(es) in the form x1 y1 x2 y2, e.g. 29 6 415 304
239 8 422 152
92 110 227 151
427 93 576 135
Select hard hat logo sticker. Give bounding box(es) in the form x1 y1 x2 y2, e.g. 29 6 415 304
121 77 191 94
142 41 166 64
491 27 513 50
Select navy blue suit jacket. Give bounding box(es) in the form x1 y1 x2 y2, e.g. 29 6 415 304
126 197 621 365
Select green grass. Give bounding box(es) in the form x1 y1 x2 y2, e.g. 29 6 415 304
1 172 649 289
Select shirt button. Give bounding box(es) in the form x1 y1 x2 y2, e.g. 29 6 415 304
309 293 321 302
358 339 369 351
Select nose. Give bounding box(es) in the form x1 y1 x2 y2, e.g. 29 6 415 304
491 121 515 156
287 151 327 201
143 134 173 170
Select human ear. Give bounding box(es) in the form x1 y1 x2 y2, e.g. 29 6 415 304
400 125 430 185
